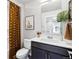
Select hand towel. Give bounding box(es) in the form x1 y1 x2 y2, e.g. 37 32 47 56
64 22 72 40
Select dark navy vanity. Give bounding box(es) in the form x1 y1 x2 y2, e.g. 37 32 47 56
31 41 72 59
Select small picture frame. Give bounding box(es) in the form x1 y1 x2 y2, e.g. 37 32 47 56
25 15 34 30
53 22 61 34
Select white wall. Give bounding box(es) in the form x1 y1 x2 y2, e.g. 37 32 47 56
23 1 42 39
7 1 9 59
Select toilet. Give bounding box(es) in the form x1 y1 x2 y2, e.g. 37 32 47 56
16 39 31 59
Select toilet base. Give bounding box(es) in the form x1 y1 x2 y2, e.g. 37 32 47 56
16 56 29 59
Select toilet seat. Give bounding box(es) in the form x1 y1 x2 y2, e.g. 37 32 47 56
16 48 29 59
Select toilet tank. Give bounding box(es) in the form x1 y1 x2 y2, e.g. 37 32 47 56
24 39 31 49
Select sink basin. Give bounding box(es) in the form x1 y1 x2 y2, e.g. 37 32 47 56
32 37 72 49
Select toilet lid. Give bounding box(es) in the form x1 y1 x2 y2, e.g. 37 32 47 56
16 48 29 58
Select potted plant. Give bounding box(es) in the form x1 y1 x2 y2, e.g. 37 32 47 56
57 10 69 22
57 10 69 40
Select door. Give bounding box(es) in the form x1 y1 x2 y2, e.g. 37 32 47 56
32 47 47 59
9 1 21 59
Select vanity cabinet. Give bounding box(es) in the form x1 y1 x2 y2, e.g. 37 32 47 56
32 47 47 59
31 41 71 59
48 52 69 59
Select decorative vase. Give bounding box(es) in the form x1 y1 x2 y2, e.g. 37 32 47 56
36 32 42 38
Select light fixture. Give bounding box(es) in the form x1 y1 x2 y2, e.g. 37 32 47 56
41 2 48 6
40 0 48 3
52 0 57 2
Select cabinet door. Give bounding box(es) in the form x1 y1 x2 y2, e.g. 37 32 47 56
48 52 70 59
32 47 47 59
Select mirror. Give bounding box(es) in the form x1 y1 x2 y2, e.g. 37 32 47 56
40 0 71 40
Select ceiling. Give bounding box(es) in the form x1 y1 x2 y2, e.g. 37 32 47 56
16 0 38 4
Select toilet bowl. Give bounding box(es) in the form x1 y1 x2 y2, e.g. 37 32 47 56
16 48 29 59
16 39 31 59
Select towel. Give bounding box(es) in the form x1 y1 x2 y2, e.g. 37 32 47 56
64 22 72 40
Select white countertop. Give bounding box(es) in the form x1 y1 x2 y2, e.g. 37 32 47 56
31 37 72 49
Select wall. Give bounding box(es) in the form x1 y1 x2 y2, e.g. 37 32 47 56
7 1 9 59
23 1 42 39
